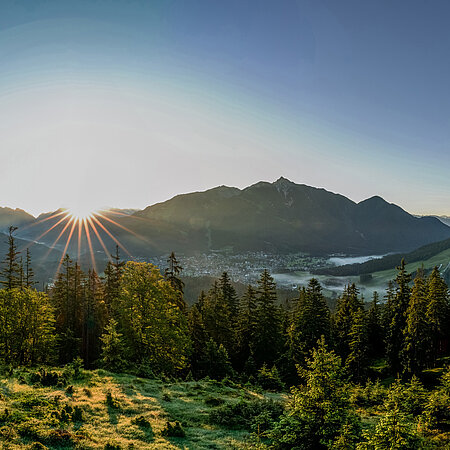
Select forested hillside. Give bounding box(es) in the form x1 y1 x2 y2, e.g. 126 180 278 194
0 228 449 448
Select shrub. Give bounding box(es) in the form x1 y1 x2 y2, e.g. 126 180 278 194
106 391 120 409
257 364 284 391
162 393 171 402
29 443 48 450
161 421 185 437
131 415 151 428
209 398 284 432
204 396 225 407
104 443 122 450
30 369 64 387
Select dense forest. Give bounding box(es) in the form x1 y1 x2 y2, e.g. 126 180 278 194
0 225 450 449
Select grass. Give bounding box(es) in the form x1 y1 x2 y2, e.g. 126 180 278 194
0 368 284 449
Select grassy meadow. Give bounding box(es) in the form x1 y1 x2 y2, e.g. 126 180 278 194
0 367 283 449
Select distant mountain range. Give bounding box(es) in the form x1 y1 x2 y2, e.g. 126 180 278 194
1 178 449 268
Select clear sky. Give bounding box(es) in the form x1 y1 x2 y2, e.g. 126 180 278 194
0 0 449 216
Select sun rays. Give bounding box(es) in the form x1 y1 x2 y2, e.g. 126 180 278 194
18 207 144 279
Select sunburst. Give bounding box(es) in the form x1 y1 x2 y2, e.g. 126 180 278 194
19 206 148 279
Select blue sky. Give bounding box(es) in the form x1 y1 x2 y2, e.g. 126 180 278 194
0 0 449 215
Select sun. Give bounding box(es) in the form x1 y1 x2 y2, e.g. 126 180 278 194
65 206 98 222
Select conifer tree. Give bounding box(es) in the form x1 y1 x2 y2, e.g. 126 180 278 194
236 284 258 371
402 269 431 374
386 259 411 374
289 279 330 366
24 248 36 289
367 291 384 359
104 245 124 316
0 226 21 290
253 269 282 367
426 266 449 363
201 281 234 353
187 303 209 377
164 251 186 310
333 283 363 360
346 307 368 380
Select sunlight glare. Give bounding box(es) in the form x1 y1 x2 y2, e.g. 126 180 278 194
66 206 98 222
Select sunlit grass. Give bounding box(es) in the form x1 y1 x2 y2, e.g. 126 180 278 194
0 369 275 449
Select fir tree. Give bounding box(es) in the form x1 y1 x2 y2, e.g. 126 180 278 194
402 269 431 374
386 259 411 374
0 226 21 290
426 266 449 363
253 269 282 367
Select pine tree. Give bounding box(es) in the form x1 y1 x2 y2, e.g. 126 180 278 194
100 318 125 372
346 307 368 380
236 285 258 371
426 266 449 364
218 272 239 317
253 269 282 367
24 248 36 289
386 259 411 374
289 279 330 366
104 245 124 316
187 303 209 378
0 226 21 290
164 251 186 310
367 291 385 359
402 269 431 374
333 283 363 360
201 281 234 353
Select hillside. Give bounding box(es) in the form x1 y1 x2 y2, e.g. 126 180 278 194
129 177 450 256
5 178 450 265
0 367 283 449
314 237 450 277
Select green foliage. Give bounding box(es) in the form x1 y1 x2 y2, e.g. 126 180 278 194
203 338 233 380
270 337 361 449
209 398 283 432
105 391 120 409
100 318 126 372
161 420 185 437
358 407 423 449
257 364 284 391
131 415 151 428
289 279 330 367
0 288 56 366
30 368 65 387
252 270 282 367
115 261 190 374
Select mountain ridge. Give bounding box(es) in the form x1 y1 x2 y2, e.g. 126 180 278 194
1 178 449 259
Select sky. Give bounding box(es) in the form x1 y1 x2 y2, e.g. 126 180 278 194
0 0 449 216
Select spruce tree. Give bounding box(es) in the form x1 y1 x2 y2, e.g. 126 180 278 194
367 291 385 359
0 226 21 290
333 283 363 361
236 284 258 371
164 251 186 310
426 266 449 364
402 269 431 374
386 259 411 374
253 269 282 367
289 279 330 366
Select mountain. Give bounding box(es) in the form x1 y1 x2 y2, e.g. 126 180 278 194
125 177 450 256
0 207 35 231
5 178 450 264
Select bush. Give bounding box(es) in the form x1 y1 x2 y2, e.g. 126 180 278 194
257 364 284 391
30 369 65 387
131 415 151 428
209 398 284 432
161 421 185 437
204 396 225 407
162 393 171 402
28 443 48 450
106 391 120 409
